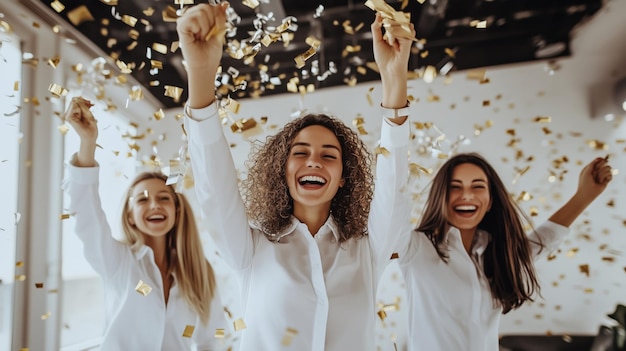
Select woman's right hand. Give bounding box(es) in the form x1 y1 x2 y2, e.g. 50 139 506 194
64 96 98 144
176 3 228 73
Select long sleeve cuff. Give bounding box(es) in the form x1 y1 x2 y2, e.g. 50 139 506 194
184 101 224 145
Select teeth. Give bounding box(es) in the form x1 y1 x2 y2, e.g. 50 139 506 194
298 175 326 184
148 214 165 220
455 205 477 211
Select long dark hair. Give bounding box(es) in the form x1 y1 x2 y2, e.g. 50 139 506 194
416 153 543 313
242 114 374 242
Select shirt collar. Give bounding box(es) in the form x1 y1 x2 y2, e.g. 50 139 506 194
444 226 491 255
275 215 341 242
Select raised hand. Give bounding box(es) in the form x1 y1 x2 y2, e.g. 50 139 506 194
176 3 228 73
176 2 229 108
577 157 613 200
64 96 98 144
371 12 415 79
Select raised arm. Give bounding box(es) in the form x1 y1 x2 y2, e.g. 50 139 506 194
530 157 613 257
62 97 127 277
177 3 254 270
368 12 414 269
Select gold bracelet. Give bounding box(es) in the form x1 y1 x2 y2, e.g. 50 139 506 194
184 100 219 121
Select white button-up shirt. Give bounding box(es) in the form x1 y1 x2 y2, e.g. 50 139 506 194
397 221 569 351
63 161 229 351
185 105 410 351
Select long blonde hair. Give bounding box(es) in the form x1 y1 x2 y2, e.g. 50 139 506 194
120 172 216 324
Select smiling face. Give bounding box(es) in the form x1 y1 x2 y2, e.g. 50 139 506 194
285 124 344 216
446 163 492 236
127 178 177 239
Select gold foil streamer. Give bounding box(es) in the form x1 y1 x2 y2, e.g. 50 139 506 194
67 6 95 26
182 325 195 338
135 280 152 296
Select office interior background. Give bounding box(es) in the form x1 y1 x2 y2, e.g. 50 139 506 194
1 0 625 350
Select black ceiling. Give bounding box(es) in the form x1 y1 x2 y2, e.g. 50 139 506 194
35 0 603 109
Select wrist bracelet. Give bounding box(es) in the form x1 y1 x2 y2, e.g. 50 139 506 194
380 101 410 119
184 100 219 121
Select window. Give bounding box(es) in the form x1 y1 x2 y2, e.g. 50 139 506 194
0 27 22 351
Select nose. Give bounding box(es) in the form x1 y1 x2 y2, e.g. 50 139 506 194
306 156 322 168
461 188 474 200
149 198 161 209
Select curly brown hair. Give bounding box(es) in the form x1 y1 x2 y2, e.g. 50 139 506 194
242 113 374 242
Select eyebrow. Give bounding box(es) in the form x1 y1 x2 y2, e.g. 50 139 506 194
450 179 487 183
291 142 341 152
133 190 171 197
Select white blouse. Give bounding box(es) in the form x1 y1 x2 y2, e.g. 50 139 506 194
63 161 229 351
185 104 411 351
398 221 569 351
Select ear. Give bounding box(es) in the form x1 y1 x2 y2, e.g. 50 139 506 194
339 178 345 188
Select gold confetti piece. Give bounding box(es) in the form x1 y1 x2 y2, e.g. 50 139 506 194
16 261 24 267
35 283 44 288
47 56 61 68
242 0 260 9
50 0 65 13
482 100 490 107
150 60 163 70
230 118 257 133
59 213 70 220
470 20 487 28
586 139 609 151
579 264 589 277
281 327 299 346
444 48 456 58
377 309 387 321
565 248 579 258
214 328 225 338
135 280 152 296
41 312 52 320
423 65 437 83
409 163 431 176
129 86 144 101
164 85 183 103
583 288 593 294
48 84 68 98
224 307 233 319
182 325 195 338
375 146 390 157
121 15 138 27
143 6 155 16
16 274 26 281
128 29 139 40
534 116 552 123
466 69 486 81
150 42 168 55
100 0 118 4
67 5 94 26
233 318 247 331
153 109 165 121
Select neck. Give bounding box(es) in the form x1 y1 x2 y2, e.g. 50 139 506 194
144 235 169 272
293 203 331 236
459 228 476 254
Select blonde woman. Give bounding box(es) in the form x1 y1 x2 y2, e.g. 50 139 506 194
62 97 228 350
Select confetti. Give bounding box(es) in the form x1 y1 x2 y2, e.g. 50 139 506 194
67 6 95 26
281 327 299 346
233 318 247 331
182 325 195 338
214 328 225 338
135 280 152 296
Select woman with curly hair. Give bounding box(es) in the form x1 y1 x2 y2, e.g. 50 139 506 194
396 152 612 351
62 97 228 350
177 3 413 351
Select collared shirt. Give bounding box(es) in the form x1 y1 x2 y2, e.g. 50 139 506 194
397 221 569 351
63 161 229 351
184 103 411 351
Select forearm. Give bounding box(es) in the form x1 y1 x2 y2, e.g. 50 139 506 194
187 65 218 108
381 72 409 125
76 141 96 167
548 192 593 228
